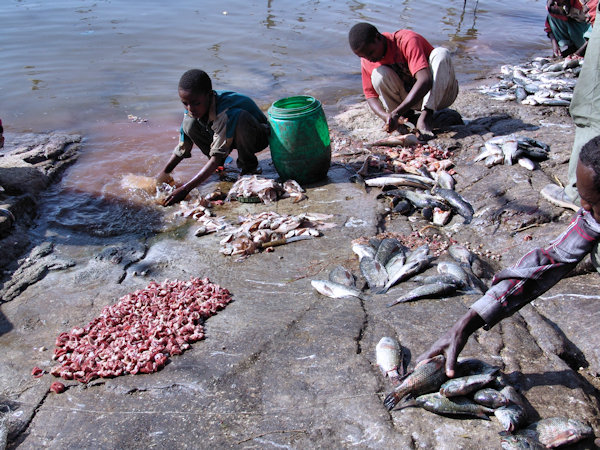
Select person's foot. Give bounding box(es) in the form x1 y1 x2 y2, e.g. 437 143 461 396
541 184 579 211
240 166 262 176
416 108 435 139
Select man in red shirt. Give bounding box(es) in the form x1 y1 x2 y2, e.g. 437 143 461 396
348 22 458 138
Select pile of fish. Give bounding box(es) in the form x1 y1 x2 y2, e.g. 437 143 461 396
474 135 550 170
220 211 335 257
34 277 232 386
478 56 582 107
368 169 475 226
311 235 489 303
225 175 306 204
381 354 594 448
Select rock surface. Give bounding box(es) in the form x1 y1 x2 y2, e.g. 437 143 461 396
1 82 599 449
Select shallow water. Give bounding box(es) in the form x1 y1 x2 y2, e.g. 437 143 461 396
0 0 550 235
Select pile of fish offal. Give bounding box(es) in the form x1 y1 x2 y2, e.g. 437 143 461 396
375 337 595 448
311 234 491 305
478 56 582 107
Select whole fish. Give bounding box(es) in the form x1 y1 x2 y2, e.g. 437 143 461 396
485 153 504 168
500 430 545 450
448 244 474 265
383 355 447 410
415 393 494 420
360 256 389 291
389 189 448 210
375 336 404 383
387 282 456 307
435 170 456 190
439 371 498 397
352 242 376 261
495 404 528 432
455 358 500 377
366 176 431 190
385 248 407 272
375 238 404 266
517 157 535 171
500 385 525 407
417 273 466 288
525 417 593 448
311 279 365 300
433 187 474 224
437 260 470 288
328 265 355 287
473 388 509 408
381 246 432 293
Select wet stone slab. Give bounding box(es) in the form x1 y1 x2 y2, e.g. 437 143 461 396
1 86 600 448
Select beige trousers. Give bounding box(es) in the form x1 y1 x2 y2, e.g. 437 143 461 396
371 47 459 112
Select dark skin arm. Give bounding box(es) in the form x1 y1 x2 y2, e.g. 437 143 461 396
160 154 224 206
367 67 433 133
415 309 486 377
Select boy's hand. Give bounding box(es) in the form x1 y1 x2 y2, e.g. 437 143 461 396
162 185 190 206
156 171 174 185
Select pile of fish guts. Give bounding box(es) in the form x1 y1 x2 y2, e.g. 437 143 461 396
375 339 595 449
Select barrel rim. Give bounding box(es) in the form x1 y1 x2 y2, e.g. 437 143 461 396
268 95 322 118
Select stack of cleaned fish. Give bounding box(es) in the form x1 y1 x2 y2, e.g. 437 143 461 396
478 56 582 106
387 243 488 306
370 169 475 226
225 175 306 204
474 135 550 171
384 355 593 447
220 211 334 257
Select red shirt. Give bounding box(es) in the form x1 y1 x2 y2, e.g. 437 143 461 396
360 30 434 99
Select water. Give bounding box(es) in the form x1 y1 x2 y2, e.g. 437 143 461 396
0 0 549 235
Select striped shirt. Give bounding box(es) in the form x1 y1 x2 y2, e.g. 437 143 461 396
471 208 600 328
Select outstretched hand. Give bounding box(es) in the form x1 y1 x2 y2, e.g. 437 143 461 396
415 309 485 378
162 185 190 207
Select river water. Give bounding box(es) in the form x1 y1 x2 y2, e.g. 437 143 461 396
0 0 550 236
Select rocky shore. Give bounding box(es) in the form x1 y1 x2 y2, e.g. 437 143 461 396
1 77 599 449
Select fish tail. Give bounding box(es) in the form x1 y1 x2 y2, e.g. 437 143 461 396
387 297 409 307
383 391 402 410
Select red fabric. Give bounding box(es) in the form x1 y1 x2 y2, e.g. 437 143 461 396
360 30 434 99
586 0 598 23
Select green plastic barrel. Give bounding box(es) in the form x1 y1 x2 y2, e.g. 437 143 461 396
268 95 331 185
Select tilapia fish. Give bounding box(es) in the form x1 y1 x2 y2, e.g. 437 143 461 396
495 404 527 432
374 238 406 266
433 187 474 224
473 388 509 408
383 355 447 410
328 265 355 287
352 242 376 261
387 282 456 307
525 417 593 448
500 429 545 450
415 393 494 420
381 244 431 293
311 279 365 300
375 336 404 383
439 371 498 397
360 256 389 291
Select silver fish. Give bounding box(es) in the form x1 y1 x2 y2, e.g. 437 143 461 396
417 274 466 288
517 157 535 171
365 176 432 189
455 358 501 377
525 417 593 448
435 170 456 190
383 355 447 410
415 393 494 420
375 336 403 383
485 153 504 167
311 279 365 300
328 265 355 287
433 187 474 224
473 388 509 408
500 385 525 407
385 248 407 272
437 260 470 287
448 244 474 265
352 242 376 261
382 245 432 293
439 371 498 397
392 189 448 210
501 429 545 450
495 404 528 432
375 238 404 266
387 282 456 307
360 256 389 291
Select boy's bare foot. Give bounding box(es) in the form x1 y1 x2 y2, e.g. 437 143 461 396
417 108 435 138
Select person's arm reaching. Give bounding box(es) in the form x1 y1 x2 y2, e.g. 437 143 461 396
162 155 223 206
386 67 432 132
